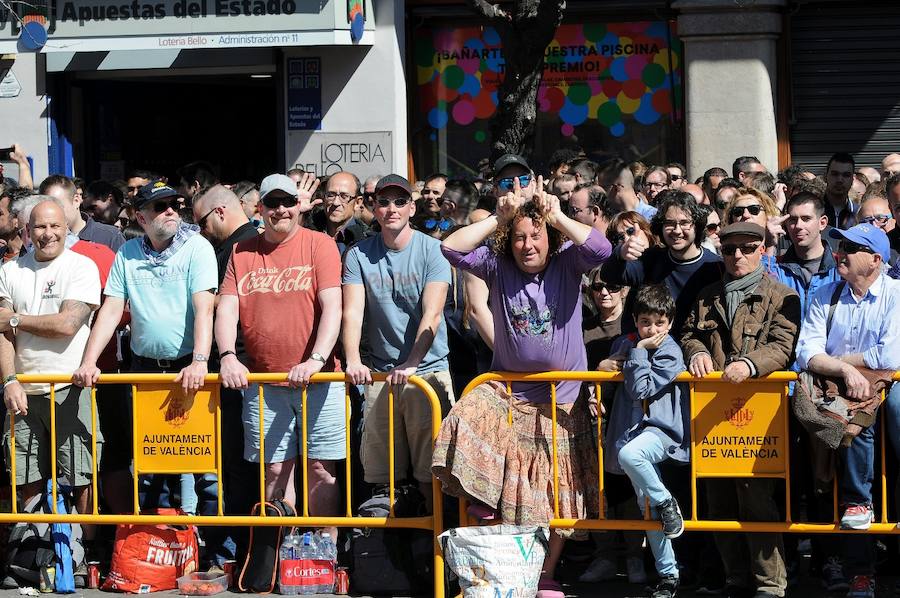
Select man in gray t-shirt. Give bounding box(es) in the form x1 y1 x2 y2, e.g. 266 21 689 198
342 174 454 510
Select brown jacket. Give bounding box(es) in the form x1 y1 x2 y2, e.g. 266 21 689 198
680 275 801 376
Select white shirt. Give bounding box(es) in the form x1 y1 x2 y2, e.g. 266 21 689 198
0 249 101 394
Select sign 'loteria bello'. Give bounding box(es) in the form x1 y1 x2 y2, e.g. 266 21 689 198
237 266 313 295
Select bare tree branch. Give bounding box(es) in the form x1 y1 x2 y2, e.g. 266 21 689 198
468 0 509 21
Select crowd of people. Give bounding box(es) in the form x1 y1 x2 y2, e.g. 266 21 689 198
2 146 900 598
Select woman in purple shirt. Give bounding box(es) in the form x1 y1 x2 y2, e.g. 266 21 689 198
432 182 612 597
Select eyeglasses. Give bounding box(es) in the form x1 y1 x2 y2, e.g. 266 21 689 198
612 225 636 245
197 206 219 229
729 204 763 220
590 281 623 293
706 222 720 233
721 242 762 256
859 214 891 225
646 182 668 189
663 219 693 230
117 217 131 228
424 218 453 232
670 174 683 182
261 194 299 209
325 191 355 203
837 241 875 255
375 196 411 208
146 198 181 214
569 205 593 216
496 174 533 191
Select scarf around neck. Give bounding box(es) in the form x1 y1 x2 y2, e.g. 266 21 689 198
140 222 200 266
723 264 764 326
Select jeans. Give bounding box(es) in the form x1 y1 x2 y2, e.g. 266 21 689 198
618 430 677 577
883 384 900 460
838 417 875 506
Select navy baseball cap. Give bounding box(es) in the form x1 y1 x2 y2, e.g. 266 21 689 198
829 223 890 261
492 154 530 177
134 180 183 210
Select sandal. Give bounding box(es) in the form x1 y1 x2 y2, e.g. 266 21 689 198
536 578 564 598
466 503 498 522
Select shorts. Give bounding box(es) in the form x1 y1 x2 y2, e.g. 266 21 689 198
242 382 346 463
3 385 102 487
362 370 455 484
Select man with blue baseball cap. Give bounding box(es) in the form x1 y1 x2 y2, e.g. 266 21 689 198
795 221 900 598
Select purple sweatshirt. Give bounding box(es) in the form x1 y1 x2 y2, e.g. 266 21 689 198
442 228 612 403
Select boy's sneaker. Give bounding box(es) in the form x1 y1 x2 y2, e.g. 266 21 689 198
822 556 849 591
578 556 617 582
626 556 648 584
657 497 684 539
840 504 874 530
650 575 679 598
846 575 875 598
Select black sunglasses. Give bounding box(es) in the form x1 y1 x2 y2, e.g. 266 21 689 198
729 204 763 219
721 242 762 257
590 281 623 293
146 198 181 214
706 222 720 232
375 196 411 208
262 195 299 209
838 241 874 255
197 206 219 229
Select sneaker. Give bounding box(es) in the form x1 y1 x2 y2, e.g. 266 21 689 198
578 556 617 582
657 497 684 539
822 556 849 591
841 504 874 530
626 556 648 584
846 575 875 598
650 575 679 598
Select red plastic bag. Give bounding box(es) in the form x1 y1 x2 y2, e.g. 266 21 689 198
102 509 198 593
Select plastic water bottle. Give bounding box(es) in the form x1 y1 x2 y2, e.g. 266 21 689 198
278 533 304 595
316 532 338 563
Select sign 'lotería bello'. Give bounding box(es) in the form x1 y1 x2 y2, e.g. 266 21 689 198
59 0 299 24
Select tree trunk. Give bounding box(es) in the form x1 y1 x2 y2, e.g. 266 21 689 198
469 0 564 163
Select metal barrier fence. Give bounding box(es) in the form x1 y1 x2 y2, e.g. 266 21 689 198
5 373 446 597
462 371 900 534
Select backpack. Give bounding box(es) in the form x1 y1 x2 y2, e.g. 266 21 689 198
237 499 296 593
5 491 83 587
349 484 432 596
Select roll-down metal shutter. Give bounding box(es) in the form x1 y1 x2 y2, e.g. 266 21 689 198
789 2 900 171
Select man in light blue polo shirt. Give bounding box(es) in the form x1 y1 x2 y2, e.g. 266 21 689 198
796 223 900 598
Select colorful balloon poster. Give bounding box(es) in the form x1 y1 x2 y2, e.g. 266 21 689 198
415 21 682 144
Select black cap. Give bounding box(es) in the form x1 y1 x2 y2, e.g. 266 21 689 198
133 180 183 210
719 221 765 241
374 174 413 196
493 153 531 177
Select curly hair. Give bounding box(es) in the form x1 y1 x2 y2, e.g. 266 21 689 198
491 201 563 259
651 189 706 247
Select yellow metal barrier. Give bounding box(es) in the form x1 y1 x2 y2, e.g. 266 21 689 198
461 371 900 534
6 373 446 597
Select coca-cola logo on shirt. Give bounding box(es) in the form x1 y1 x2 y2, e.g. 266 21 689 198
237 266 314 296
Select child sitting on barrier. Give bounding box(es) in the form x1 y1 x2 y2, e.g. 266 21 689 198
605 284 689 598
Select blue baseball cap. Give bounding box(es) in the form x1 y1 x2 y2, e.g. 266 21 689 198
134 180 183 210
829 223 890 261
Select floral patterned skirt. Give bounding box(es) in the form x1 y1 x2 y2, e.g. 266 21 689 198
432 381 600 531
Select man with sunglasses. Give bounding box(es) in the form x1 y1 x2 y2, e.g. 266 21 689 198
795 224 900 598
342 174 453 511
856 196 894 233
568 183 612 233
492 154 537 202
666 162 687 190
682 221 800 598
215 173 345 539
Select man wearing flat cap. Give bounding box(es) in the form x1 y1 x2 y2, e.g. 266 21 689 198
795 223 900 596
681 221 801 598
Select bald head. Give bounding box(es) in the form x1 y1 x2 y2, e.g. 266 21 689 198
858 166 881 184
193 184 250 243
882 153 900 177
682 184 707 205
193 184 241 213
858 196 894 232
29 199 67 230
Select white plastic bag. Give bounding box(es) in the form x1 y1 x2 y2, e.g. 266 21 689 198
439 525 549 598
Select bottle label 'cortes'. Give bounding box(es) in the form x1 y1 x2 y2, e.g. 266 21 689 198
280 559 335 586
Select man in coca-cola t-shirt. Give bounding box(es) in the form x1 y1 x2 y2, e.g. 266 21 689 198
215 172 344 536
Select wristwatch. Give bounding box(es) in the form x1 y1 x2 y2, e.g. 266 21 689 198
310 352 326 364
193 353 208 363
9 315 19 332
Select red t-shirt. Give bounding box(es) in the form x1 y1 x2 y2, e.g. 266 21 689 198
71 240 118 371
220 228 342 373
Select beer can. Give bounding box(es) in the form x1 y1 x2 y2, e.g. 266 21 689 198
334 567 349 594
39 565 55 593
87 562 101 589
223 560 236 588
